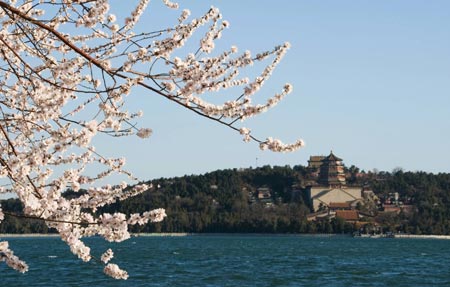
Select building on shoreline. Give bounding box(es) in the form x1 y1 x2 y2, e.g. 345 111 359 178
305 151 365 214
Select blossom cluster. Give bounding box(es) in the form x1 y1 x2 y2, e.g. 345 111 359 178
0 241 28 273
104 263 129 280
0 0 303 280
101 249 114 264
260 138 306 153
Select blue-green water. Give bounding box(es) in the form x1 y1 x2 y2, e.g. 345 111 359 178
1 235 450 286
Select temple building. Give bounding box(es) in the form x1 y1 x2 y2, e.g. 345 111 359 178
307 156 325 170
318 152 346 187
306 151 363 212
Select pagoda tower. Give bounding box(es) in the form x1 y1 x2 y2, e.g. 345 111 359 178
318 151 346 188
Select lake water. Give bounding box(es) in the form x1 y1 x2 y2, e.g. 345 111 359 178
1 234 450 286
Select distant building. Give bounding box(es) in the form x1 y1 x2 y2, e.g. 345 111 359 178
257 187 271 199
335 210 360 222
306 151 364 212
329 202 351 211
317 152 346 188
256 187 273 205
307 156 326 170
308 186 362 212
383 204 401 214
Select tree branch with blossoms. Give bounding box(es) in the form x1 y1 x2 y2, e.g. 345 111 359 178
0 0 304 280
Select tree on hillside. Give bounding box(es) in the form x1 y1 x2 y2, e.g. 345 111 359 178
0 0 303 279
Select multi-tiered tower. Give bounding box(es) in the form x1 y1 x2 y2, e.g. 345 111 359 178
306 151 363 212
318 151 346 188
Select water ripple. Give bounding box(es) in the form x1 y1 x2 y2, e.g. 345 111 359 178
2 235 450 286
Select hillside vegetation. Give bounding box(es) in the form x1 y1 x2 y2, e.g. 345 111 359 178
2 166 450 235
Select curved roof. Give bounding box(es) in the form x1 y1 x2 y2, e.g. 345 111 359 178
323 151 343 162
336 210 359 221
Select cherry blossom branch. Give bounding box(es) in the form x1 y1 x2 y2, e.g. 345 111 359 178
3 211 96 226
0 1 303 150
0 0 304 280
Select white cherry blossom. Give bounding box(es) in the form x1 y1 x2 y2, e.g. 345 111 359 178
0 0 303 280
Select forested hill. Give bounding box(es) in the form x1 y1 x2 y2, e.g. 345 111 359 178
1 166 450 235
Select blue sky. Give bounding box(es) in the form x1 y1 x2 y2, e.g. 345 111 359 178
102 0 450 179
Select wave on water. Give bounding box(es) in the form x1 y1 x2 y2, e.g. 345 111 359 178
2 235 450 287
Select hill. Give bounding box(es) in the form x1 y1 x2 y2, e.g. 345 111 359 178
1 165 450 235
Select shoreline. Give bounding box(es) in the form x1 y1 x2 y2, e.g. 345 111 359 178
394 234 450 240
2 233 450 240
0 233 60 238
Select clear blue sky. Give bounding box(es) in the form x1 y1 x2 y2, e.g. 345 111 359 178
102 0 450 180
